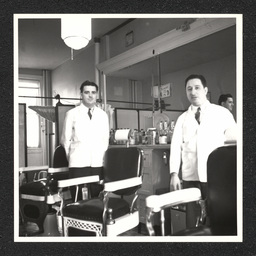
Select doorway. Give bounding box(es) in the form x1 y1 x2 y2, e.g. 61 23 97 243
18 77 47 167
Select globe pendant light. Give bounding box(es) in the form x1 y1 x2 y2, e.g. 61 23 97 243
61 15 91 51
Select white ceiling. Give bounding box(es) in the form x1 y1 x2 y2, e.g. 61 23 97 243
18 18 132 70
18 18 236 80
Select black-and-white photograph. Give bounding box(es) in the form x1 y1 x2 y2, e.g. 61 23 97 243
14 14 243 242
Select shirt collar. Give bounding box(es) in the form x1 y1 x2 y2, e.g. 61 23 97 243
81 103 95 113
190 100 210 113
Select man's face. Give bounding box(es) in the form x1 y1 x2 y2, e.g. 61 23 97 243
186 78 208 107
81 85 98 108
222 97 234 112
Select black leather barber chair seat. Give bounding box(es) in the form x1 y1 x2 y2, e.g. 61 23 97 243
19 145 69 235
58 147 143 237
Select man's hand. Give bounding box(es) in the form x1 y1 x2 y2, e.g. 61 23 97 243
170 173 181 191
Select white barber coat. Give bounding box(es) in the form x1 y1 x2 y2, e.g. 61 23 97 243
61 104 109 168
169 100 236 182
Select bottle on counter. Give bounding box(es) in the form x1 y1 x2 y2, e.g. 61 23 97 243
159 121 168 144
163 120 168 134
159 121 164 136
155 129 159 144
147 128 157 145
163 121 171 144
109 129 116 145
152 128 157 145
169 120 175 142
134 129 139 145
129 129 135 145
141 129 147 144
138 129 143 144
170 120 175 133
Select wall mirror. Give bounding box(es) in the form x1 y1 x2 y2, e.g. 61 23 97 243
98 18 236 129
98 18 236 107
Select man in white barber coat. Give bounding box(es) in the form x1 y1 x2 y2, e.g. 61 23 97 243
61 80 109 200
169 74 236 228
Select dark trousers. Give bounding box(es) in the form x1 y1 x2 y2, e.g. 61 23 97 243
69 167 104 201
182 180 208 228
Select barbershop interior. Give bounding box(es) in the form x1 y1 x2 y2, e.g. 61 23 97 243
17 15 240 240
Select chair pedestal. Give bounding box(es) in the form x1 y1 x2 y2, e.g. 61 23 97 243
40 210 60 236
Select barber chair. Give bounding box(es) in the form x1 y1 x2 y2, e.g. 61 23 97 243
19 145 70 235
146 145 237 236
58 147 143 236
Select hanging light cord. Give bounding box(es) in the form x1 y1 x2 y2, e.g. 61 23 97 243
71 48 74 60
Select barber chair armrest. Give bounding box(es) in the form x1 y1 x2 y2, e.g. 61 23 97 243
57 175 100 209
146 188 201 213
48 167 69 174
104 177 142 192
19 166 49 182
57 175 100 188
146 188 201 236
19 165 49 173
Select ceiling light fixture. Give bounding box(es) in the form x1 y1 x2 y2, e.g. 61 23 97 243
61 15 92 51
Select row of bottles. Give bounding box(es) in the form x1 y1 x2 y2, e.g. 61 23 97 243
109 120 175 145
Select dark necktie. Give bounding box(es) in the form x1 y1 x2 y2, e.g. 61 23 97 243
88 108 92 119
195 107 201 124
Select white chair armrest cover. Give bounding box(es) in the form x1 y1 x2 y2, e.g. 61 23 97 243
104 177 142 192
48 167 69 174
19 165 49 173
145 188 201 212
58 175 100 188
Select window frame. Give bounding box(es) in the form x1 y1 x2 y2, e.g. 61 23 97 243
18 74 44 148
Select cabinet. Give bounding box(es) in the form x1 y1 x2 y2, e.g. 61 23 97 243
138 147 170 225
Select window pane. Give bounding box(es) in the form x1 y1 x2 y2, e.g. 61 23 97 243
18 79 41 148
19 80 40 89
27 110 40 147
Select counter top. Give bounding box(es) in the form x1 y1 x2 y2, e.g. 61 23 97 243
108 144 170 150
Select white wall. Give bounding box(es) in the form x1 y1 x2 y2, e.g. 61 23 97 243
51 44 96 105
106 77 143 109
51 44 143 109
19 68 43 77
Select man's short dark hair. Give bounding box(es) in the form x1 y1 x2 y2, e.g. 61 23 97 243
185 74 207 88
218 94 233 105
80 80 98 93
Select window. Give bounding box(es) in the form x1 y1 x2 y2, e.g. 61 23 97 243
18 79 41 148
